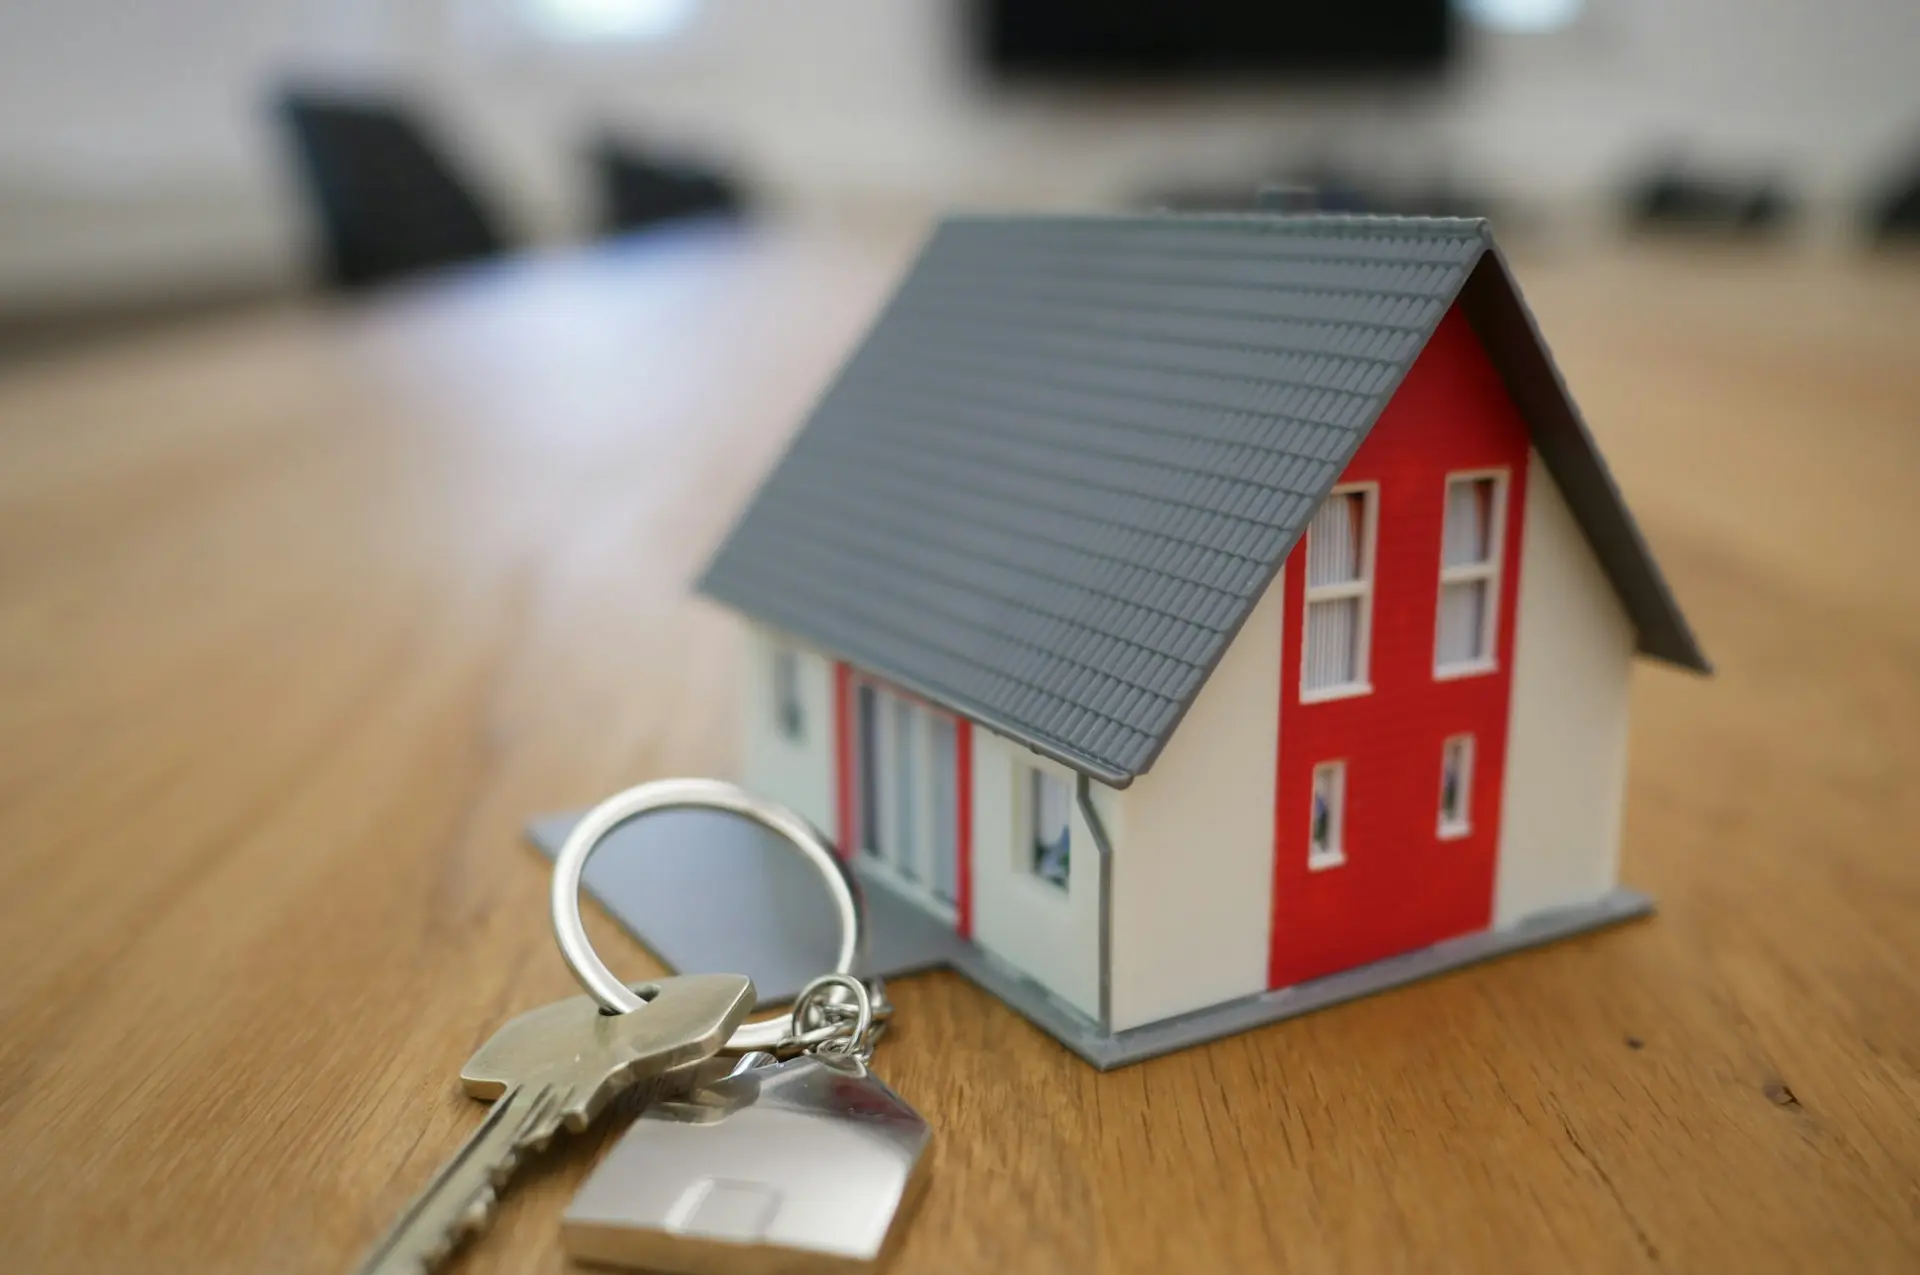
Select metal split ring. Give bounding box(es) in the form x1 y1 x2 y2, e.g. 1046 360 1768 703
549 777 865 1054
791 973 878 1058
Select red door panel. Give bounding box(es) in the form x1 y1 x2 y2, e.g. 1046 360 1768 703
1269 305 1531 989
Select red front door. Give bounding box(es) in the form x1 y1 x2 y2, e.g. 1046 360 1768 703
1268 307 1531 989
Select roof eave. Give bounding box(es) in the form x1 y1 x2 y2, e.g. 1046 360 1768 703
1458 247 1712 676
704 601 1142 787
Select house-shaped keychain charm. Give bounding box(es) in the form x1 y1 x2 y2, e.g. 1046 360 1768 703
534 212 1709 1068
563 1052 931 1272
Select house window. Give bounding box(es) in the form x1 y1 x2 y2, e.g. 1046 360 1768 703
891 695 920 882
1028 768 1071 890
772 646 804 741
1436 473 1506 675
929 716 959 903
846 676 960 920
1308 761 1346 869
1438 735 1474 838
1303 487 1375 697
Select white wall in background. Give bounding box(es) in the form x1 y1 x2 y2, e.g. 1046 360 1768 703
2 0 1918 305
0 0 406 305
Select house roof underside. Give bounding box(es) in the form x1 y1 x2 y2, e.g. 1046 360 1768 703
699 214 1707 786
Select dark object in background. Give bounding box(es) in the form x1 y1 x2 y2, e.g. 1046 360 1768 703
972 0 1452 80
588 135 745 237
275 89 511 291
1143 161 1503 222
1862 140 1920 243
1623 162 1796 235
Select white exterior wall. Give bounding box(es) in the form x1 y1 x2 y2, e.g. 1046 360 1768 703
967 733 1105 1021
739 623 836 838
1494 449 1637 927
1107 577 1283 1033
737 448 1639 1025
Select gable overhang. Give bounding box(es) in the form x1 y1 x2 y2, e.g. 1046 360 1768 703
1069 243 1710 785
1452 247 1711 674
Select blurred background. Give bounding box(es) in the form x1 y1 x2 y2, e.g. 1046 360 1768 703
1 0 1918 355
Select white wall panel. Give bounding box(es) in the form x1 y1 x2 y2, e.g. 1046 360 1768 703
1108 576 1282 1032
739 623 836 840
968 732 1103 1020
1495 449 1637 926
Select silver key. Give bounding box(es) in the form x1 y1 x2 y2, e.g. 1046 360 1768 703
352 972 755 1275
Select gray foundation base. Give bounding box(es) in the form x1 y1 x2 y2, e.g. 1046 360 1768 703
528 810 1653 1069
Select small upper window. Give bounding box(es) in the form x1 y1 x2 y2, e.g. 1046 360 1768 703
1308 761 1347 869
772 646 804 741
1028 768 1071 890
1439 735 1475 838
1436 474 1506 675
1303 488 1376 697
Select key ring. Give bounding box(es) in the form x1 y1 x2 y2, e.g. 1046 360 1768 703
550 777 863 1054
792 973 875 1060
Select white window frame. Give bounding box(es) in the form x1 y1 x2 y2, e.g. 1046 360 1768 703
848 675 956 924
1018 763 1073 896
1434 469 1509 680
1438 734 1475 840
1307 760 1348 871
771 644 804 742
1300 482 1380 703
853 679 882 858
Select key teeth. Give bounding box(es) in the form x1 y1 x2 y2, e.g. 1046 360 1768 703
414 1184 496 1269
419 1231 453 1269
487 1147 524 1187
461 1188 498 1232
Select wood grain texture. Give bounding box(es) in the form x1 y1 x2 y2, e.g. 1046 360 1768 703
1 222 1917 1274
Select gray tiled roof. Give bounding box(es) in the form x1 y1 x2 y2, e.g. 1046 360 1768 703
700 213 1706 785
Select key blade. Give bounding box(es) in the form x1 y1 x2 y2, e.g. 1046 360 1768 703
351 1082 558 1275
354 977 754 1275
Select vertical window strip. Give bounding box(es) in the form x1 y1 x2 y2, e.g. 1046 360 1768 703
1309 761 1346 868
1307 493 1363 586
1436 473 1506 672
1437 580 1489 667
1443 478 1495 566
930 716 957 903
891 695 919 881
1306 597 1358 689
856 681 880 856
1303 487 1373 694
1439 734 1475 836
773 646 804 741
1030 768 1071 889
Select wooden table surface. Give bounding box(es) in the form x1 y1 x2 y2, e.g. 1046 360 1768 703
2 221 1917 1274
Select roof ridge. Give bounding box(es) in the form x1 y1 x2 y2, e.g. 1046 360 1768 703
941 210 1495 239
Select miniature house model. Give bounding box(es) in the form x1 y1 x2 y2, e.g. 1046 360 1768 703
698 214 1707 1049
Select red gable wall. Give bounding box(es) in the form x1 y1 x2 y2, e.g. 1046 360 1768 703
1269 304 1533 989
